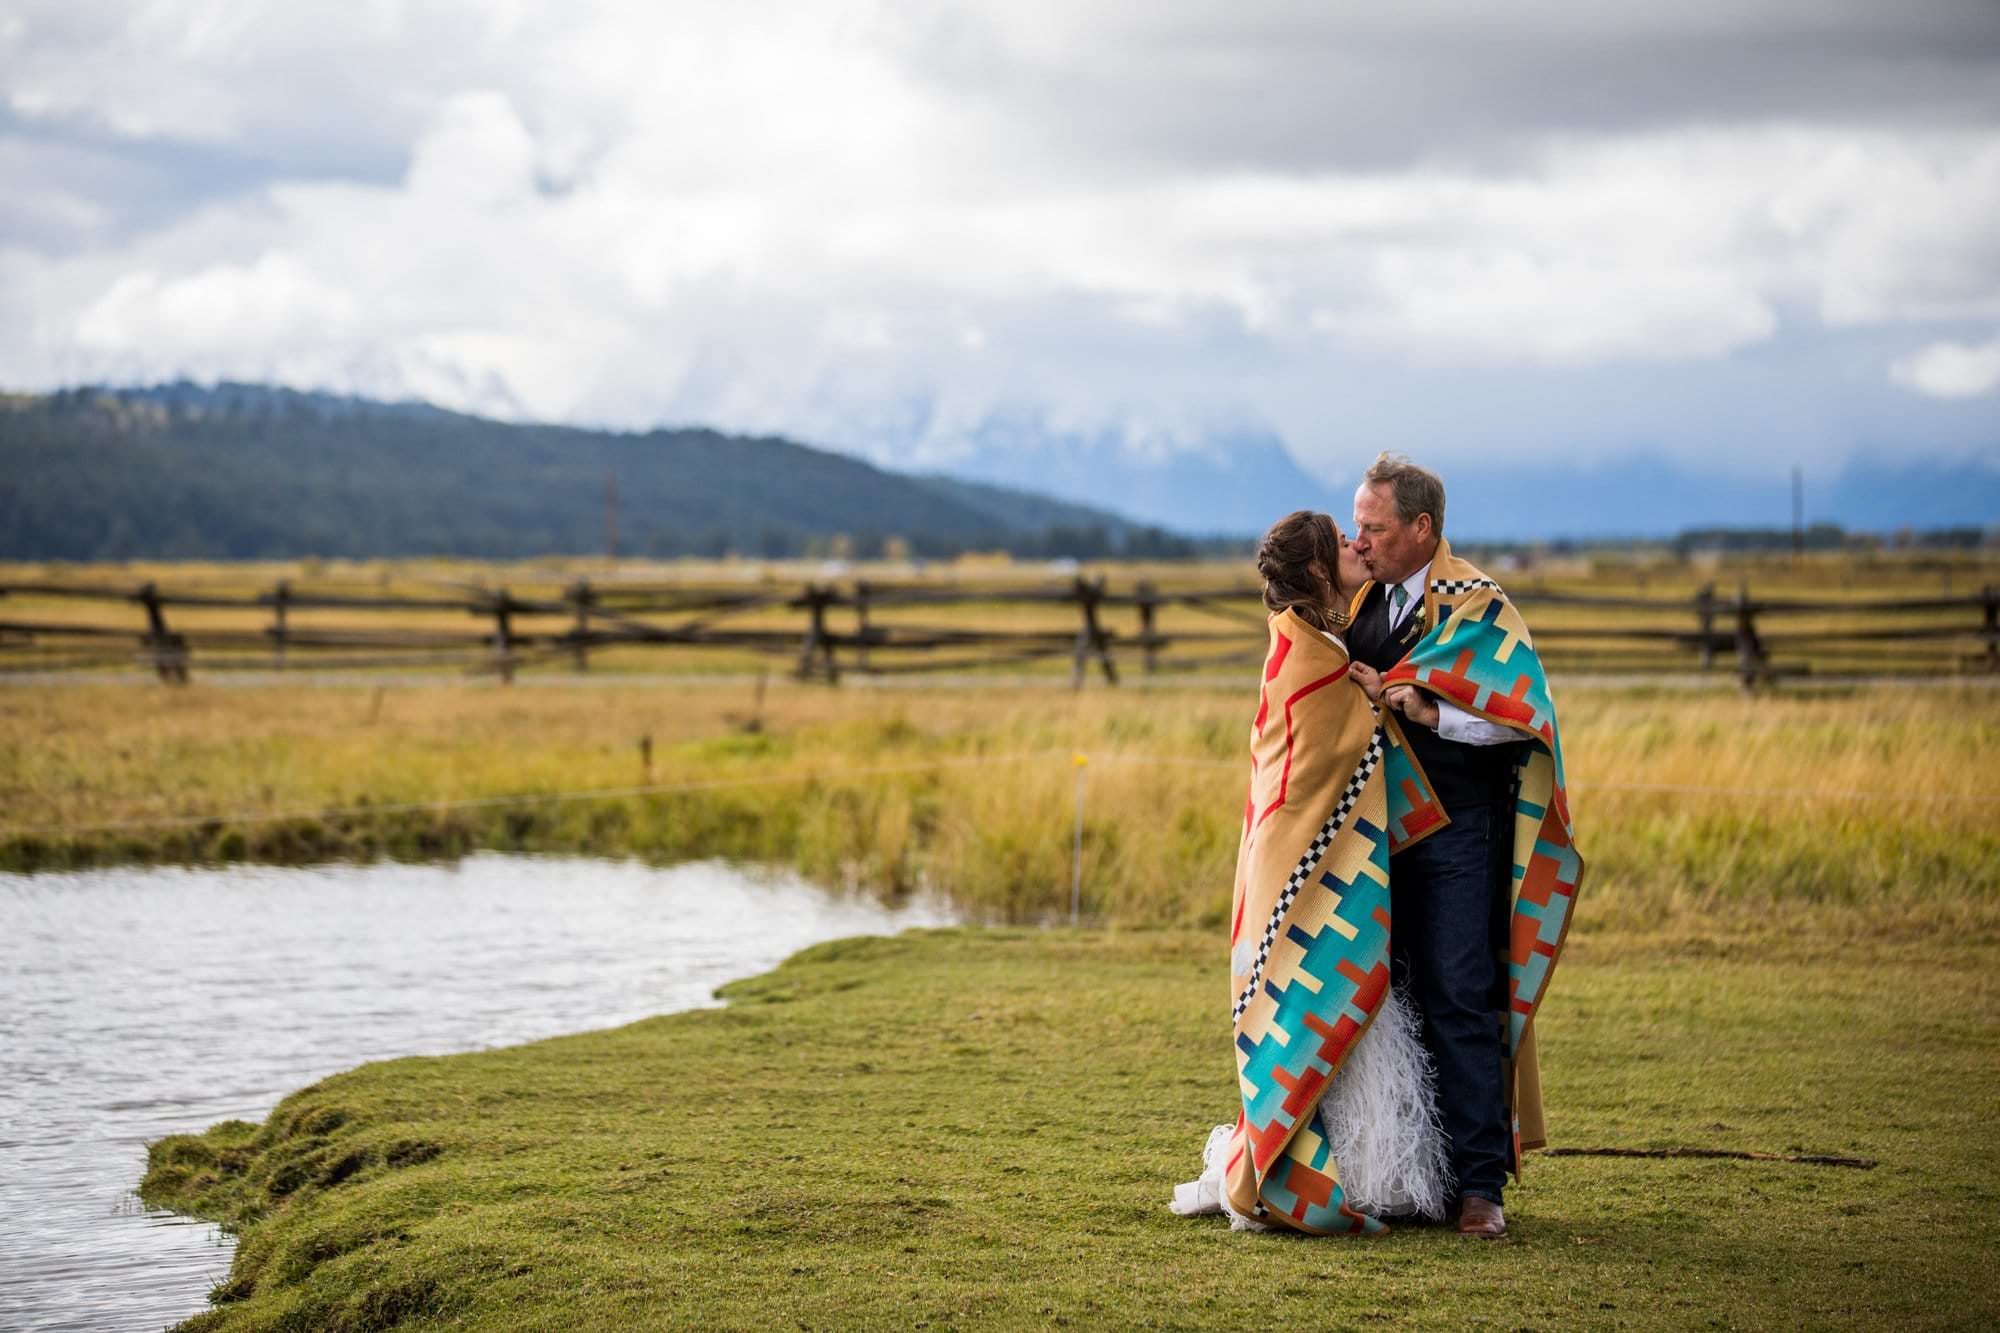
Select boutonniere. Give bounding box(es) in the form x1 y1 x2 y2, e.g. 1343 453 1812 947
1399 600 1427 642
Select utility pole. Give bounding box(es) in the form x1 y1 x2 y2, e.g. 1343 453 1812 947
605 472 619 562
1800 464 1816 564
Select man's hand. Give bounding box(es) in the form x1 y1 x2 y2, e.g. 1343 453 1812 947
1348 662 1384 702
1384 684 1441 729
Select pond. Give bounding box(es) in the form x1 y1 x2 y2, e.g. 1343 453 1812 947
0 855 958 1332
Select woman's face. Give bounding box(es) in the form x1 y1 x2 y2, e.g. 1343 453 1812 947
1334 527 1371 593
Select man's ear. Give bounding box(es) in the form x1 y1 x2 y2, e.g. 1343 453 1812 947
1414 512 1435 543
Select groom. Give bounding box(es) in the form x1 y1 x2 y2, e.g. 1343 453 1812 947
1345 452 1534 1239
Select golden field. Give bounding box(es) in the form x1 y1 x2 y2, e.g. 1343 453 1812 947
3 672 1994 946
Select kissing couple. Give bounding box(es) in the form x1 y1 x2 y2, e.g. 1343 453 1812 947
1172 452 1584 1239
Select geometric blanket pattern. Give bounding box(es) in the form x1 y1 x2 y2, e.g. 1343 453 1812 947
1223 609 1441 1235
1222 545 1583 1236
1380 539 1586 1168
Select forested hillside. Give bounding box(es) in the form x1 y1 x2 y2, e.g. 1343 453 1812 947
0 384 1201 561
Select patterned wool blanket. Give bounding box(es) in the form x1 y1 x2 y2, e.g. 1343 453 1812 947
1223 548 1583 1235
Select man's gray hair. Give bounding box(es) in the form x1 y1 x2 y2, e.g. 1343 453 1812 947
1363 451 1445 534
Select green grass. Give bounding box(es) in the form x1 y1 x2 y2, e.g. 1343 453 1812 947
6 681 1999 940
142 927 1998 1331
3 673 1985 1325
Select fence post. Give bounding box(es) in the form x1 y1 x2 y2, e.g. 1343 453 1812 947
567 578 594 672
1136 580 1159 675
1733 580 1769 691
1071 575 1118 689
1695 582 1717 671
854 579 872 674
270 579 290 670
1092 576 1119 685
795 584 838 683
795 585 819 681
1071 579 1087 689
137 582 189 684
492 587 516 684
1984 585 1997 674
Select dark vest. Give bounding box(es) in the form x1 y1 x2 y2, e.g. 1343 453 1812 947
1347 582 1518 812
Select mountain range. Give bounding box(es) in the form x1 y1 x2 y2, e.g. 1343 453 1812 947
806 398 1994 540
900 412 1343 538
835 410 1996 540
1429 452 1999 541
0 383 1197 562
1 382 1991 562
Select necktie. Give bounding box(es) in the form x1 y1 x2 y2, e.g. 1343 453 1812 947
1390 583 1409 625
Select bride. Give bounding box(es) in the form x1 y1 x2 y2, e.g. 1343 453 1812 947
1171 509 1451 1234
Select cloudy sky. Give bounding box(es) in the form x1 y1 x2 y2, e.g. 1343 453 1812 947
3 0 1998 486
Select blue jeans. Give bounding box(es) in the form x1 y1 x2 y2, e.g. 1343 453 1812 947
1389 797 1513 1207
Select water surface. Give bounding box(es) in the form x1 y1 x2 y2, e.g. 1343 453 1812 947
0 855 956 1331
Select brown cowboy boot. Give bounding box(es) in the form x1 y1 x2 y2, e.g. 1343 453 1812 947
1456 1196 1507 1238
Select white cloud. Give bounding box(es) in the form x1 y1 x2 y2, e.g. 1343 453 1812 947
1890 336 2000 398
404 91 539 207
1786 137 2000 325
1 1 1998 471
74 251 360 352
1363 247 1776 363
15 108 2000 448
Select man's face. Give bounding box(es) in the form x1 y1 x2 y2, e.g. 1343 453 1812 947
1351 482 1434 585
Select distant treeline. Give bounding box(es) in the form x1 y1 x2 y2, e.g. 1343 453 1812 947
1458 525 1993 559
1665 525 1990 554
3 382 1986 564
0 384 1235 563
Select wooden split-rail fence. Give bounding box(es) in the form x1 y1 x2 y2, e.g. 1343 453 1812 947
0 576 1994 688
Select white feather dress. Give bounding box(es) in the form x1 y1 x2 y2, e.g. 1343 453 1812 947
1170 984 1452 1226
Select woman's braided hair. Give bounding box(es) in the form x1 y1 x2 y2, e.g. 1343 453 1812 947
1256 509 1348 632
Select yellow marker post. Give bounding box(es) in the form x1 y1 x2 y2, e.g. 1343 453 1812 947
1070 753 1089 925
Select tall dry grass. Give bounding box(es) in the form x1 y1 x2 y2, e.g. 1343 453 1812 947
3 677 1994 945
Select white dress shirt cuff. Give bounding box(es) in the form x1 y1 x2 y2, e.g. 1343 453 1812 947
1434 698 1517 746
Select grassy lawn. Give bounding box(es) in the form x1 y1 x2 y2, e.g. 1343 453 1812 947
142 926 1998 1330
7 672 1994 1327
